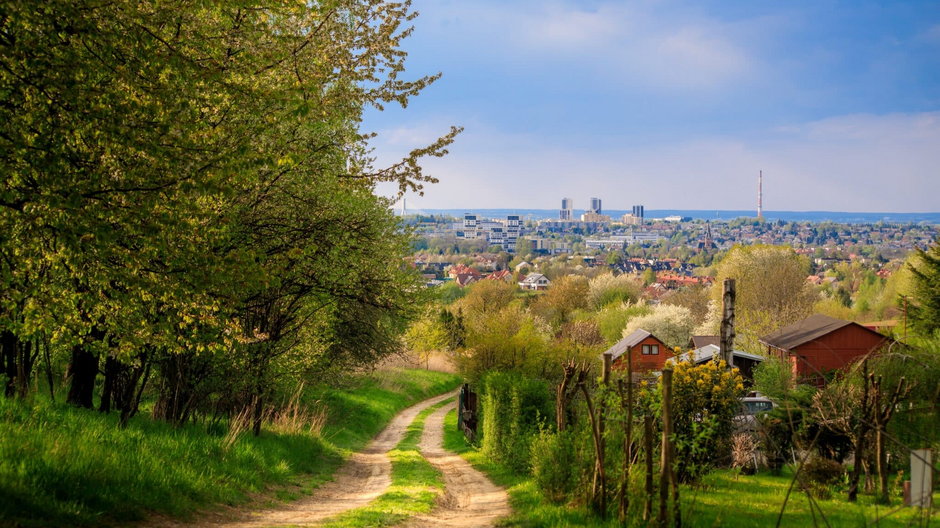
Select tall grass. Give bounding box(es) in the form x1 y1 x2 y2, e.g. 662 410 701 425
0 368 461 527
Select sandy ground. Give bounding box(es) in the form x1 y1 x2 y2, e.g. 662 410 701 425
403 401 511 528
149 389 458 528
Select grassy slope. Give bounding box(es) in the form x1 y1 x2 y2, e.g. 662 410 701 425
442 410 938 528
0 368 460 527
320 397 455 528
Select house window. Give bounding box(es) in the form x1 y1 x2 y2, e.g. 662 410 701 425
642 344 659 355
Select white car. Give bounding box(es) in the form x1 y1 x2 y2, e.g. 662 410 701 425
734 391 775 432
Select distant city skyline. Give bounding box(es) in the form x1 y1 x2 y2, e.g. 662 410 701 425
367 0 940 213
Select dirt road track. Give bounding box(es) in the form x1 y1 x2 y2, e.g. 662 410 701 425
151 389 459 528
403 401 511 528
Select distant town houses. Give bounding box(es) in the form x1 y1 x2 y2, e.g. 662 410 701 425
518 273 551 291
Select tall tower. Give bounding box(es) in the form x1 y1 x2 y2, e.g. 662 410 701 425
560 198 573 220
401 197 406 216
589 197 602 214
757 170 763 219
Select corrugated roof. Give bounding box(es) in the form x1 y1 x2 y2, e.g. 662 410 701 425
759 314 854 351
671 344 765 364
603 329 652 361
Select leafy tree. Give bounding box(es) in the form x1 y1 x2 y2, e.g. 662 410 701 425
530 274 590 328
622 304 695 349
586 273 641 309
906 238 940 338
707 245 816 349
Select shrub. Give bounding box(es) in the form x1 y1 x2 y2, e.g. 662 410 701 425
666 359 745 482
799 457 844 499
480 371 552 473
531 428 579 502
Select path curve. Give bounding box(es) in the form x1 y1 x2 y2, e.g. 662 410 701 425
403 401 511 528
153 389 459 528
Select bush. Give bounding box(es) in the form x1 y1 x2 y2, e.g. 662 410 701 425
667 359 745 482
479 371 552 473
531 428 579 503
799 457 844 499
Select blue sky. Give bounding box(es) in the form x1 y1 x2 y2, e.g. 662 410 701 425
366 0 940 212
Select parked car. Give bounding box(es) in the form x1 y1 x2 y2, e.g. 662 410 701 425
733 391 775 432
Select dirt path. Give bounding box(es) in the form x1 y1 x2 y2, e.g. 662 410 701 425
152 389 459 528
403 401 511 528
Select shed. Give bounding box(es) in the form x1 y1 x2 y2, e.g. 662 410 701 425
670 344 765 381
605 329 672 373
759 314 888 385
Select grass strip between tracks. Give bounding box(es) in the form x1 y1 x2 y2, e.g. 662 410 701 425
318 397 456 528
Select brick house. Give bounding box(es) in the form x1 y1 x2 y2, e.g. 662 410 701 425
605 329 672 373
759 314 889 385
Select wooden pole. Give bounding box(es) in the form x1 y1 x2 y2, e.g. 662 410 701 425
720 279 735 367
644 414 654 522
619 346 634 521
659 368 673 527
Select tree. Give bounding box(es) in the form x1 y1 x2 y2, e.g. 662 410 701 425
906 238 940 338
0 1 459 427
622 304 695 350
707 245 816 349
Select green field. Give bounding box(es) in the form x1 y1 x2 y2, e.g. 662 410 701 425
442 409 938 528
0 368 461 527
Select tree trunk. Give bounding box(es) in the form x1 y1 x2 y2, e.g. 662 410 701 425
848 363 869 502
66 343 98 408
2 330 18 397
720 279 735 367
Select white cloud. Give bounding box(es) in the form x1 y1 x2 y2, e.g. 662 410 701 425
376 112 940 213
418 1 764 91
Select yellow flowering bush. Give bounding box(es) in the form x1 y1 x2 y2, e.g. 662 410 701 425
662 357 745 482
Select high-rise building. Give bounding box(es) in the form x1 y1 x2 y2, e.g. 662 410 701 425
589 197 602 214
560 198 573 220
632 205 645 222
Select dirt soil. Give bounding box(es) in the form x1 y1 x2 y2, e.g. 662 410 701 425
149 389 459 528
403 401 511 528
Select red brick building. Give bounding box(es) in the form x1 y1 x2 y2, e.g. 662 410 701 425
605 329 673 373
759 314 888 385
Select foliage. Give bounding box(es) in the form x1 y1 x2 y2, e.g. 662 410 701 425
480 371 553 473
707 245 816 349
587 273 642 310
531 275 591 328
622 304 695 350
666 359 745 482
595 302 651 344
906 237 940 338
751 357 794 400
661 284 711 327
530 428 584 503
0 368 460 526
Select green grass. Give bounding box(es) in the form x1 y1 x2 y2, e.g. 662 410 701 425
442 410 939 527
0 368 461 527
319 397 455 528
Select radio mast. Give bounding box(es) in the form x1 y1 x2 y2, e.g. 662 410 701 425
757 170 763 219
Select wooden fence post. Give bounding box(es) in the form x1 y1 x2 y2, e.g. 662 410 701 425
659 368 673 527
644 414 654 522
618 345 634 521
720 278 735 367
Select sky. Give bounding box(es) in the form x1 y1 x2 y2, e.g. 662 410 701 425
365 0 940 213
